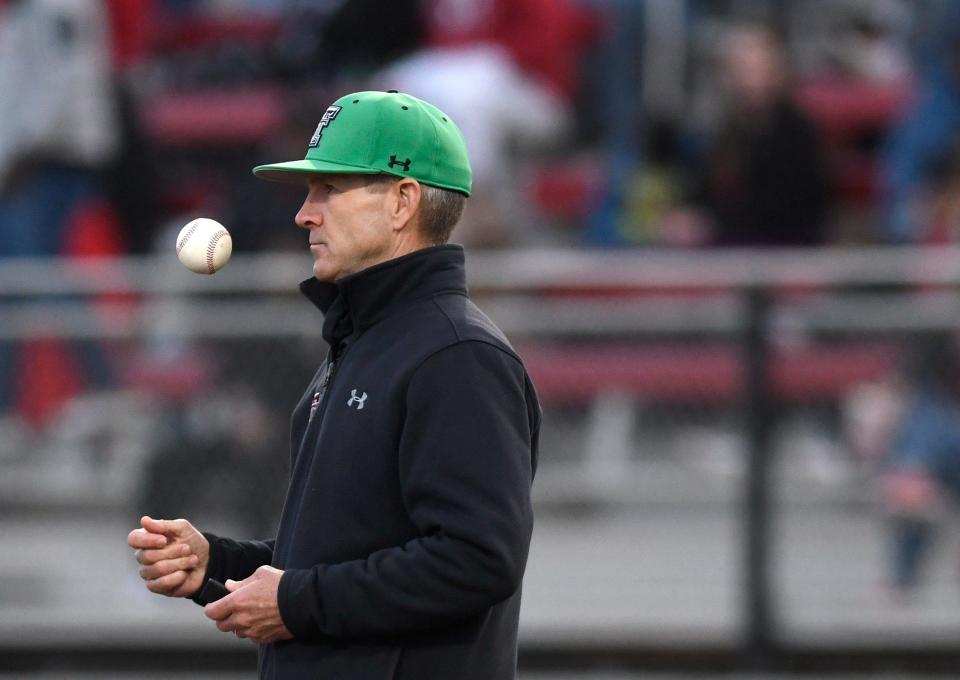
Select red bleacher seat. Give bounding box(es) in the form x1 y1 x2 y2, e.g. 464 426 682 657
141 87 285 147
521 342 898 403
795 77 913 205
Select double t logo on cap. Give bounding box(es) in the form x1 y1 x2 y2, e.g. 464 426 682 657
308 106 342 147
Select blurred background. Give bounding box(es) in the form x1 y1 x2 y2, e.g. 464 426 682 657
3 0 960 677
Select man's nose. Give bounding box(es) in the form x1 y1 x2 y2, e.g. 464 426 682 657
295 199 321 230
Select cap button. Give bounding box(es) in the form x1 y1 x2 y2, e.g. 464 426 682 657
387 89 398 93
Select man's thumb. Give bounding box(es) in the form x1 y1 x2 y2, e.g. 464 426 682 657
225 579 240 592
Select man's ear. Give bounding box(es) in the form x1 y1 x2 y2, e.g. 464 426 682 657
390 178 422 233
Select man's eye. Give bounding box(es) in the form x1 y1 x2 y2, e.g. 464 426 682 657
325 184 336 194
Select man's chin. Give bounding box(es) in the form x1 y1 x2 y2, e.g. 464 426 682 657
312 262 338 283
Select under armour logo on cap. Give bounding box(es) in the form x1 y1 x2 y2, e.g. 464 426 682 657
308 106 342 147
388 155 411 171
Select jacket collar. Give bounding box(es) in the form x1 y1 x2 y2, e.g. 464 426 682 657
299 244 467 348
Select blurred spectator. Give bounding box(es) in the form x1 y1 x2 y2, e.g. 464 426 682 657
0 0 120 255
375 0 597 247
616 121 690 246
678 23 830 247
881 332 960 594
422 0 594 102
0 0 124 420
881 29 960 243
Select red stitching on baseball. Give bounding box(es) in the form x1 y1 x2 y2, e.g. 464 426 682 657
176 221 200 256
206 229 228 273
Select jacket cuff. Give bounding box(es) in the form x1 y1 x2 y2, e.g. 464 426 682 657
188 531 223 605
278 568 320 638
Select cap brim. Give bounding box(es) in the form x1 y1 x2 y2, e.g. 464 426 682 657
252 158 383 183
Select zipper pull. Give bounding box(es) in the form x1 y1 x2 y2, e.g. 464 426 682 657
309 358 335 422
322 356 336 389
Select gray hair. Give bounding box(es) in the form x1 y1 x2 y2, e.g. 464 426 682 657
418 183 466 245
366 175 466 245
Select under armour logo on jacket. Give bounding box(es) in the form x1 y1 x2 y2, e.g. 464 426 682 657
347 389 368 410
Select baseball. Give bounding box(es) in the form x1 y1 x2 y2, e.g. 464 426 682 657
176 218 232 274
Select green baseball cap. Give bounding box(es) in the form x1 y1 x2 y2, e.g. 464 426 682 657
253 90 472 196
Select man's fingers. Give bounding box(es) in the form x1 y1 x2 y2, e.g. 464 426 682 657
135 542 191 565
127 528 168 550
138 555 199 581
146 568 188 594
215 612 252 634
140 515 184 537
204 595 235 621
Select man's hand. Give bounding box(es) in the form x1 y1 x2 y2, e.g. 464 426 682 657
127 516 209 598
204 565 293 644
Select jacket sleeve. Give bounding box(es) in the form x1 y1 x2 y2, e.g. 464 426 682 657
277 340 537 639
190 534 275 605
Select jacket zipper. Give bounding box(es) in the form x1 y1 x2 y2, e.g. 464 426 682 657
307 351 338 421
312 349 341 427
276 349 342 567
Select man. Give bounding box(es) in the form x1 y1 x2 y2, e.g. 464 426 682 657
127 90 540 679
695 24 828 247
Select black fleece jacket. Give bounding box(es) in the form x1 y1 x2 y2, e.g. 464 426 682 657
197 245 540 679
